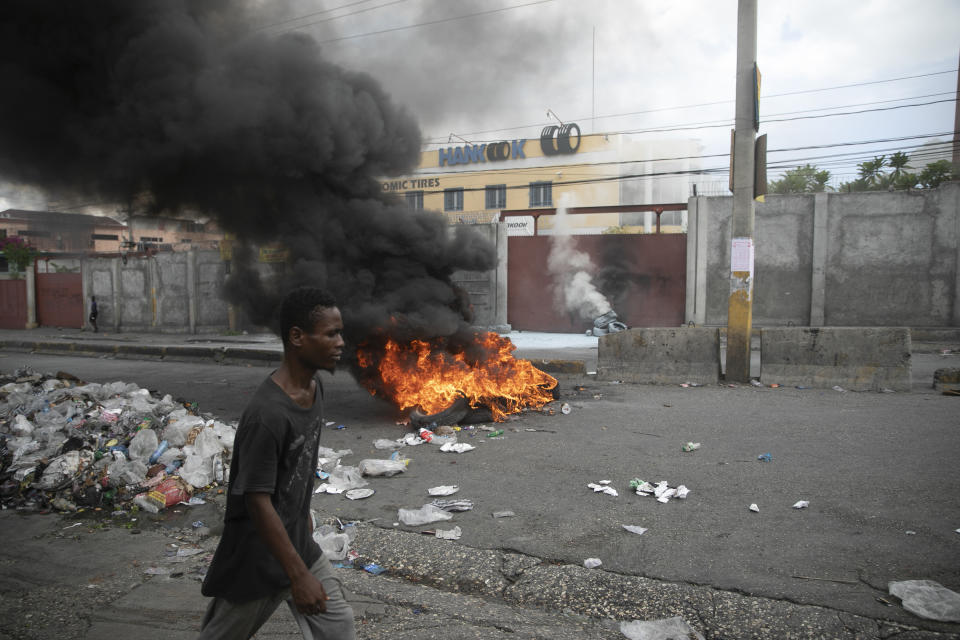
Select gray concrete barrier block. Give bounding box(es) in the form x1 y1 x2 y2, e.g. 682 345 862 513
933 367 960 392
760 327 911 391
596 328 721 384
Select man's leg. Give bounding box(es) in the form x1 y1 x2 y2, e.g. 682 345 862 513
287 557 356 640
197 591 285 640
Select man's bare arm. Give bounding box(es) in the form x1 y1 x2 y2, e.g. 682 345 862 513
245 492 328 613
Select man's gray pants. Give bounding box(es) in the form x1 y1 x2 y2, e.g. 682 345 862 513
197 557 355 639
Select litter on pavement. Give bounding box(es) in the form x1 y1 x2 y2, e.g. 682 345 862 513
398 504 453 526
583 558 602 569
889 580 960 622
588 481 618 497
427 485 459 496
749 503 760 512
681 442 701 452
622 525 648 535
430 498 473 512
433 526 462 540
631 479 690 503
0 368 236 513
792 500 810 509
620 616 705 640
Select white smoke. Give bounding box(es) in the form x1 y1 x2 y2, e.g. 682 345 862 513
546 195 611 321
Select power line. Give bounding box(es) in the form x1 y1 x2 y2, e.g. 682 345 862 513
265 0 415 35
423 68 959 144
312 0 559 44
252 0 396 32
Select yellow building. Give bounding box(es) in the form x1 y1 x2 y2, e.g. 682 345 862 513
381 126 704 234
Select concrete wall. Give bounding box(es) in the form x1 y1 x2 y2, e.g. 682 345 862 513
686 182 960 327
82 250 230 333
451 222 509 331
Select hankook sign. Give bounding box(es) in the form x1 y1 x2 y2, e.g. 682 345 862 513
437 122 581 168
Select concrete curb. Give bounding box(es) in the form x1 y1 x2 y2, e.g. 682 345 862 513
347 524 959 639
0 339 284 366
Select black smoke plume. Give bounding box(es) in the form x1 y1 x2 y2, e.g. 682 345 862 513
0 1 496 373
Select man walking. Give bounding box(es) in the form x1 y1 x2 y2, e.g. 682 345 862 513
198 287 354 639
89 295 98 333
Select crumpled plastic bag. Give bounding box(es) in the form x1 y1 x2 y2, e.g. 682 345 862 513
107 459 148 487
193 427 224 459
620 617 706 640
11 414 34 436
179 453 214 488
162 415 206 446
398 504 453 526
327 465 368 491
889 580 960 622
358 459 407 477
313 524 357 561
36 450 93 490
128 429 159 461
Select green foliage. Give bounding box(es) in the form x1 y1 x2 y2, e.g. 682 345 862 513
0 236 36 277
768 164 831 194
602 225 631 234
918 160 957 189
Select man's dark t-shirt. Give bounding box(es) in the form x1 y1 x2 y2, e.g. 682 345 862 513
201 375 323 603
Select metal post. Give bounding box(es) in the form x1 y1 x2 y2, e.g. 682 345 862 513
725 0 758 382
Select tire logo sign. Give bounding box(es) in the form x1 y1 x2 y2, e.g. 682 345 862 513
486 141 512 162
540 123 581 156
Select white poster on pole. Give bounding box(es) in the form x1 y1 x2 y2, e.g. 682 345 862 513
731 237 754 275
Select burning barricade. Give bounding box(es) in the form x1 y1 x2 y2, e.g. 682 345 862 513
355 331 558 426
0 368 235 513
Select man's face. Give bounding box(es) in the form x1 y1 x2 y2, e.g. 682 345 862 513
298 306 344 373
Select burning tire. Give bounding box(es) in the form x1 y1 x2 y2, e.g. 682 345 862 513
408 395 469 428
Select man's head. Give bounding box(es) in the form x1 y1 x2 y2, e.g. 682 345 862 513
280 287 344 373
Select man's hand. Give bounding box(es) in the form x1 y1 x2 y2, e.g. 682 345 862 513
290 572 329 615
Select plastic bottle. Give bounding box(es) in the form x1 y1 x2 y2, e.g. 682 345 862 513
418 428 434 443
148 440 169 464
486 429 504 438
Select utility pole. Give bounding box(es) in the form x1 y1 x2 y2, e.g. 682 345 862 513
953 48 959 171
725 0 758 382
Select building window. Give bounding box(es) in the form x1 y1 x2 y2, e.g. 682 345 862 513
529 181 552 207
17 229 51 238
139 236 163 243
444 188 464 212
405 190 424 210
485 184 507 209
91 233 119 241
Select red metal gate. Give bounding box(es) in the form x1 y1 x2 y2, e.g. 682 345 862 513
36 272 83 328
0 279 27 329
507 233 686 332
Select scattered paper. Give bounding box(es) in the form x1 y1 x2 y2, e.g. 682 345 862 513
492 510 515 518
435 526 462 540
793 501 809 509
622 525 648 535
588 482 618 497
583 558 602 569
749 503 760 512
428 485 459 496
440 442 475 453
345 488 375 500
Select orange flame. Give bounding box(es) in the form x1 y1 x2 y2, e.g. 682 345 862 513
357 332 557 422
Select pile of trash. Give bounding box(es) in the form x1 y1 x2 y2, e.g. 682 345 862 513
0 368 235 513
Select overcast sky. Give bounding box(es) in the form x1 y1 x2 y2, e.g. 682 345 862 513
264 0 959 186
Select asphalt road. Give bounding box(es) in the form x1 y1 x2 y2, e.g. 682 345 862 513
3 350 959 636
